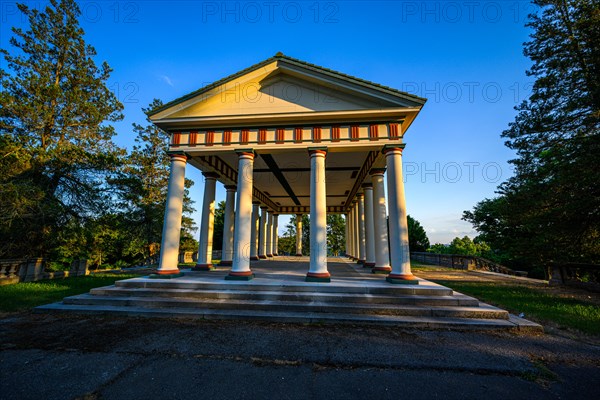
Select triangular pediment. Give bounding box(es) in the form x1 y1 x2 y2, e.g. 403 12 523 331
149 54 426 123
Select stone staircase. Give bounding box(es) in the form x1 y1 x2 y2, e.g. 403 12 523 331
36 266 542 332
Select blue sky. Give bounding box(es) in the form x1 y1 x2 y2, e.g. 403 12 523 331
0 0 537 244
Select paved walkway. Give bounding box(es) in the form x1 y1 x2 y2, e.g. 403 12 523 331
1 258 599 400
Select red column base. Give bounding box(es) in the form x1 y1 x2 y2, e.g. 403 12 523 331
386 273 419 285
267 254 273 258
225 270 255 281
306 272 331 283
250 256 260 261
295 254 303 257
149 269 183 279
259 255 267 259
273 253 278 256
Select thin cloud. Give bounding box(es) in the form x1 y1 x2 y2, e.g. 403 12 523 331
160 75 174 87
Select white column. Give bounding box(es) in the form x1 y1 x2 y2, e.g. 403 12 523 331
228 151 255 280
220 185 236 266
344 213 350 257
306 148 329 282
363 183 376 268
349 205 355 259
194 172 218 271
266 211 274 257
385 145 416 283
354 203 359 260
250 201 260 260
371 168 391 273
156 154 187 277
273 214 279 256
295 214 303 256
258 206 268 259
357 193 366 264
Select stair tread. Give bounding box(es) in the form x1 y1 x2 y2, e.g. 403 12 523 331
36 302 524 329
94 286 472 301
68 293 505 312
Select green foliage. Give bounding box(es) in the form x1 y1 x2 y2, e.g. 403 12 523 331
277 235 296 256
427 236 492 258
433 280 600 335
286 214 311 255
407 215 430 252
0 0 123 258
464 0 600 268
212 201 226 251
0 273 139 312
327 214 346 256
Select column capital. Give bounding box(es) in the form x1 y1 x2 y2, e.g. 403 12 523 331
383 144 406 155
224 185 237 192
361 183 373 189
370 168 386 176
356 192 364 199
308 147 327 157
168 153 189 162
260 205 268 210
202 171 219 179
252 201 261 205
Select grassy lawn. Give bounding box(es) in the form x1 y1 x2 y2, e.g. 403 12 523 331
0 273 139 313
433 280 600 336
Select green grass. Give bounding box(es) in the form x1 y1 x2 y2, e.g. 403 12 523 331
433 280 600 335
0 273 139 312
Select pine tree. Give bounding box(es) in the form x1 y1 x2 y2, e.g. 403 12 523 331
113 99 196 263
0 0 124 257
465 0 600 265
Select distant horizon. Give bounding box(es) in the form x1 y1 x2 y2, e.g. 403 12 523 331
0 1 537 244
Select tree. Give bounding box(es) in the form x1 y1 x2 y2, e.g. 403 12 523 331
464 0 600 266
112 99 197 263
327 214 346 256
212 201 226 251
0 0 123 258
407 215 430 252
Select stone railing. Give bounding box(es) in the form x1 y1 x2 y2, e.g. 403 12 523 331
0 258 89 286
411 252 522 276
547 263 600 292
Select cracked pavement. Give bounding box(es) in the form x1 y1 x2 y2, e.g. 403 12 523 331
1 313 599 399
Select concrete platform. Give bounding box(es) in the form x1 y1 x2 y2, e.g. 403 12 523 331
36 257 543 332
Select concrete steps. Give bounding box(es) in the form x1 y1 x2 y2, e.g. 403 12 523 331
37 302 539 332
34 271 544 332
63 293 508 319
88 287 479 307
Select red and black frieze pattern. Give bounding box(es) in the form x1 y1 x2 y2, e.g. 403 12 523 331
205 131 214 146
189 131 198 146
389 123 401 139
241 129 249 145
294 127 303 143
331 125 340 142
350 125 360 141
223 130 232 145
276 128 285 144
258 128 267 144
369 124 378 141
171 132 181 146
169 123 404 147
313 126 322 143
